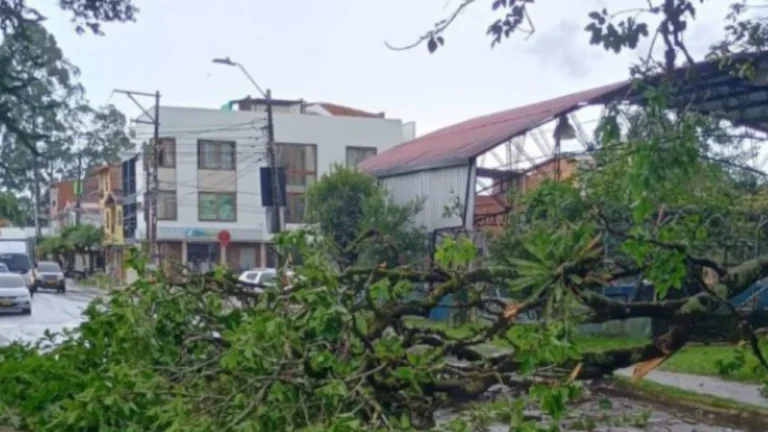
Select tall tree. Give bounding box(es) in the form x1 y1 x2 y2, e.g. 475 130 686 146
305 165 428 268
0 22 84 185
78 104 134 170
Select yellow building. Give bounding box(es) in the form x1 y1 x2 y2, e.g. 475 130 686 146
94 164 125 279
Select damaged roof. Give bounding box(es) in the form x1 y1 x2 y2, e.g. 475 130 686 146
358 82 628 177
360 51 768 178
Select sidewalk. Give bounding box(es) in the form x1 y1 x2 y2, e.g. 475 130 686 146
614 367 768 408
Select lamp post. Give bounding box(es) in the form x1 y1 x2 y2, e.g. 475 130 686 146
212 57 282 266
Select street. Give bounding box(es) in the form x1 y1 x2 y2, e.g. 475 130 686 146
0 281 99 347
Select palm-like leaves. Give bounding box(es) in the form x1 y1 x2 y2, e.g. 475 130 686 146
506 224 603 321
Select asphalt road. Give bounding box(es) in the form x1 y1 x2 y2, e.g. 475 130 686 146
0 280 99 347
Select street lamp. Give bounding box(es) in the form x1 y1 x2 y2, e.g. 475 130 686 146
212 57 267 98
212 57 282 264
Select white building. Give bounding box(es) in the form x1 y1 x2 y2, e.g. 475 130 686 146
124 99 414 271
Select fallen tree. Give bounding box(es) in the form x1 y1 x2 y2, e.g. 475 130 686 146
1 220 767 431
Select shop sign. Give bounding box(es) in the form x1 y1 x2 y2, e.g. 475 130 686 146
183 228 218 239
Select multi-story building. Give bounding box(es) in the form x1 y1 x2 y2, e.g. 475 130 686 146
93 163 125 278
49 176 101 232
122 99 414 274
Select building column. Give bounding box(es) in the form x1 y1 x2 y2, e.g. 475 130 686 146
259 243 267 267
181 241 188 265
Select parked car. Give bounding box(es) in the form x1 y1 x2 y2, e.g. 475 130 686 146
34 261 66 293
0 252 35 294
0 263 9 273
237 268 295 293
0 273 32 314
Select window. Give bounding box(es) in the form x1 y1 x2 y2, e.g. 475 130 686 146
157 191 177 220
122 158 137 196
123 203 137 238
38 262 62 272
285 193 306 224
239 247 257 270
279 143 316 187
346 146 377 168
198 140 235 170
156 138 176 168
198 192 236 221
105 210 112 231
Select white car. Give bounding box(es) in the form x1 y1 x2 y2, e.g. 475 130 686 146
237 268 294 293
0 273 32 315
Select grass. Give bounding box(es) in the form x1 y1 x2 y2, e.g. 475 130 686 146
404 316 768 383
659 341 768 384
403 316 647 351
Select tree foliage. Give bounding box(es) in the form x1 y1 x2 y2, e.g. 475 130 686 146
5 1 768 431
305 165 428 268
0 0 136 223
37 224 103 269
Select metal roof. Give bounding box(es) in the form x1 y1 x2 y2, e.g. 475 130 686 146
361 52 768 178
359 82 628 177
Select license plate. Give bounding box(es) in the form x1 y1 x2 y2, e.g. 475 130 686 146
0 300 12 306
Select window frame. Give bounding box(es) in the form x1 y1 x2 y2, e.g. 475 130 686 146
197 139 237 171
345 146 377 168
157 190 178 221
278 143 317 188
156 138 176 168
285 192 306 224
198 192 237 222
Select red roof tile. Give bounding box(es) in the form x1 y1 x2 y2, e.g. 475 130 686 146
359 81 628 177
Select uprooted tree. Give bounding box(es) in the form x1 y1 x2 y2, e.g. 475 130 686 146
3 87 768 430
5 1 768 431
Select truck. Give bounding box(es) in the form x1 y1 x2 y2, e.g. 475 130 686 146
0 228 37 293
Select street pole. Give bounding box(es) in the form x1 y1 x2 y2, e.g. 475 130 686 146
75 152 82 226
32 151 40 239
151 91 160 266
211 58 282 269
113 89 161 267
265 89 283 271
265 89 281 236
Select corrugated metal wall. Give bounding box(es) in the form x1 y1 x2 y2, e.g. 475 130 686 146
380 164 475 232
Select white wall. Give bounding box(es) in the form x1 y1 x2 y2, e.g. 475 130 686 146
380 164 475 232
132 106 407 239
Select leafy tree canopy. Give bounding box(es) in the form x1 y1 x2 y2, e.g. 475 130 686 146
5 1 768 432
305 165 428 268
0 2 136 222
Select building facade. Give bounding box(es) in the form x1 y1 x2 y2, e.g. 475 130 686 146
49 176 100 233
123 101 413 273
92 164 125 278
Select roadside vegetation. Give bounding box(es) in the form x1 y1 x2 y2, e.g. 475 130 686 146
3 0 768 431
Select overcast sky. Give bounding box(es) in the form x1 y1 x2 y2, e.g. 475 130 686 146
34 0 733 136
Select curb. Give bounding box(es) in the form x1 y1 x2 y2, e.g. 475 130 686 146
597 378 768 432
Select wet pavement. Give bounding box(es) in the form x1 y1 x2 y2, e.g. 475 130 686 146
614 368 768 408
0 282 99 347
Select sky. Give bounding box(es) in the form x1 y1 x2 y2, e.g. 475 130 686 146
33 0 734 136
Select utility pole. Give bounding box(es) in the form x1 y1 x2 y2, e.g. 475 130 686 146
75 152 82 226
211 57 282 268
32 151 41 239
151 91 160 265
113 89 161 265
265 89 281 237
265 89 283 272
